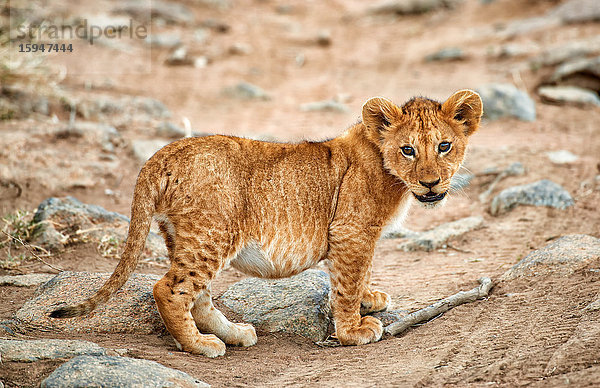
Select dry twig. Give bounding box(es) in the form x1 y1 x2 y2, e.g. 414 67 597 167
384 277 493 336
1 230 64 273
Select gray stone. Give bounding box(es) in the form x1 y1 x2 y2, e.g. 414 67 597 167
549 0 600 24
396 216 484 252
497 43 539 59
532 36 600 67
31 196 166 257
548 56 600 86
224 82 271 100
73 95 171 121
55 122 123 153
546 150 580 164
41 355 209 388
14 271 164 334
0 85 51 119
371 309 410 326
155 123 210 139
0 339 106 362
497 16 561 39
476 84 536 122
228 42 253 55
425 47 465 62
490 179 574 216
538 86 600 106
132 139 170 162
502 235 600 279
220 269 331 341
166 46 194 66
300 100 350 113
156 121 186 138
114 1 194 25
0 274 54 287
146 33 182 48
196 0 231 10
369 0 463 15
585 298 600 312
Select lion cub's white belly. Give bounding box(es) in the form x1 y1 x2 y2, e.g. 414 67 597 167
230 238 321 279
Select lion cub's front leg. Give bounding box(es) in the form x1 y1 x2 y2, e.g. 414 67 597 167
327 239 384 346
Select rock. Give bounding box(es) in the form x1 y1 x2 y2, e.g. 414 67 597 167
145 33 181 48
371 309 410 326
476 84 536 122
549 0 600 24
425 47 465 62
450 172 474 190
199 18 231 33
532 36 600 67
496 16 561 38
0 84 50 119
585 297 600 312
41 355 209 388
155 121 186 138
300 100 349 113
73 94 171 121
114 1 194 25
369 0 463 15
165 46 196 66
224 82 271 100
14 271 164 334
546 150 580 165
496 43 539 59
54 122 123 153
538 86 600 106
228 42 253 55
132 139 170 162
195 0 231 10
0 339 107 362
220 270 331 341
546 56 600 93
502 235 600 279
316 30 332 47
31 196 166 257
490 179 574 216
396 216 484 252
0 274 55 287
155 122 209 138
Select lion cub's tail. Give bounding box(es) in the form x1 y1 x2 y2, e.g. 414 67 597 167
50 168 157 319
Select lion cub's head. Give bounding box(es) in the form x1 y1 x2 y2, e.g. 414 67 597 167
362 90 483 208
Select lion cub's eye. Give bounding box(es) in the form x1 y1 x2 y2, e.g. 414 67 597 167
438 142 452 153
400 146 415 157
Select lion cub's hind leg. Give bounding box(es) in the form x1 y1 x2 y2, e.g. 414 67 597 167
153 234 230 357
191 285 257 347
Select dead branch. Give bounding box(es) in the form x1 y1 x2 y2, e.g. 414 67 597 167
384 277 493 337
1 230 64 273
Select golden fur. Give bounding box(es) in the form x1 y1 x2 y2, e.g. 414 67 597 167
50 90 483 357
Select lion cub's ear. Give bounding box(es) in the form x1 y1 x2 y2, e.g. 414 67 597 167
441 90 483 137
362 97 401 143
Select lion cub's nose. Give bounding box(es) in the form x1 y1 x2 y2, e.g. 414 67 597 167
419 178 440 189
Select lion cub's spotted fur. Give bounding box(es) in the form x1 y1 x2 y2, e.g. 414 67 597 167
51 90 483 357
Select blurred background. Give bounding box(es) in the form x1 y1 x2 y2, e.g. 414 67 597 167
0 1 599 386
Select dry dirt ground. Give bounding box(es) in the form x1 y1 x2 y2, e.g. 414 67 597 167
1 0 600 386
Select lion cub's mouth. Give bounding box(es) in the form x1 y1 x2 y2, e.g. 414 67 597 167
413 191 447 203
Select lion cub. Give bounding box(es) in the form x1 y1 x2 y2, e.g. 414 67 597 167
51 90 482 357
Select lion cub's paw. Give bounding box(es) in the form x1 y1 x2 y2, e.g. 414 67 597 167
180 334 227 358
361 290 391 315
336 316 383 346
224 323 258 347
